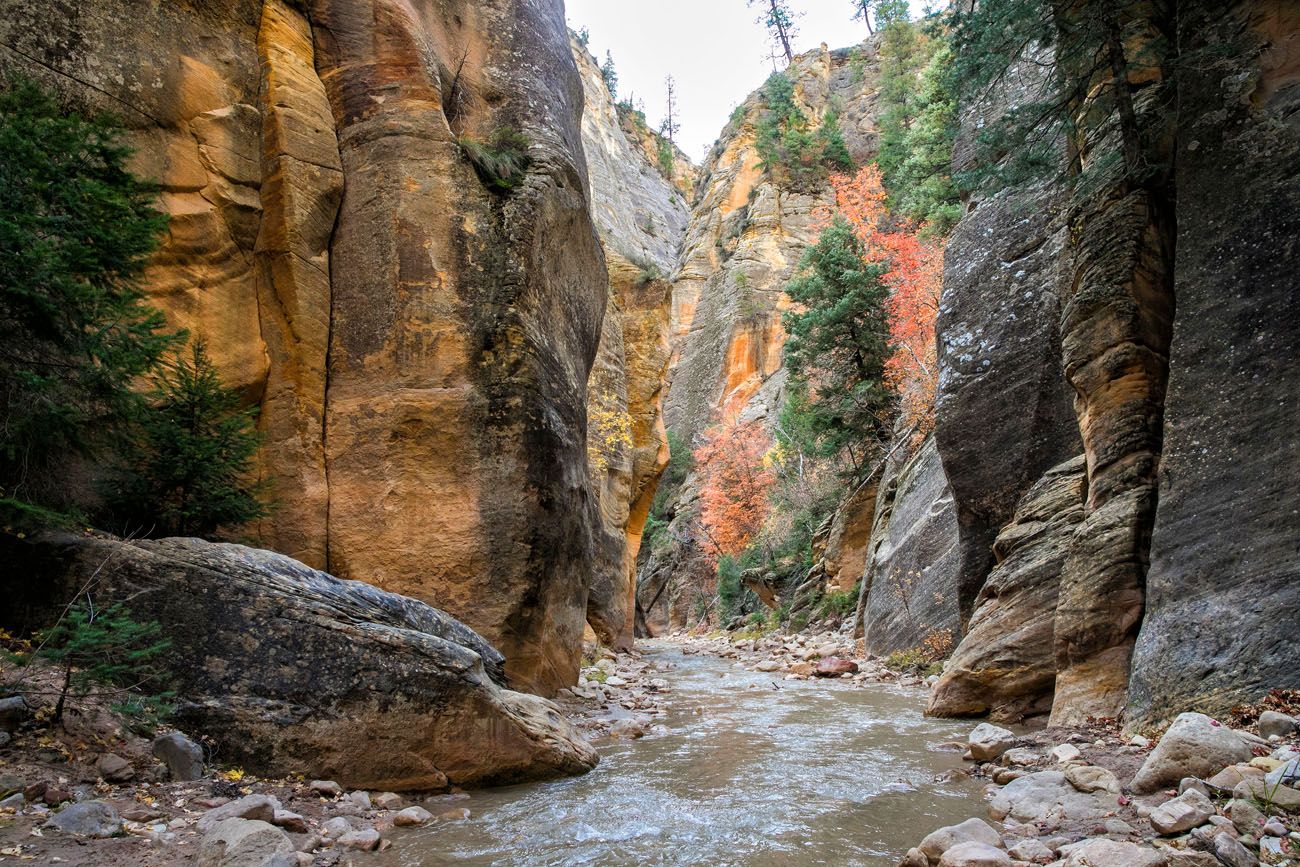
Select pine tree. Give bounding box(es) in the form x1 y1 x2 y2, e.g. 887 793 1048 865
0 78 176 507
35 600 173 727
105 338 268 538
600 51 619 98
851 0 877 35
781 218 894 477
749 0 798 64
661 74 679 145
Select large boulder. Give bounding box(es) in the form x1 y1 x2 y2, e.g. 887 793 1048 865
153 731 205 781
1130 713 1252 794
988 771 1113 828
3 534 597 791
197 818 294 867
1149 789 1215 835
919 818 1003 863
1061 839 1168 867
938 841 1011 867
44 801 123 838
968 723 1018 762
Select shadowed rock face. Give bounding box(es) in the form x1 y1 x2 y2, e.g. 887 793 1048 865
1127 0 1300 721
859 438 962 656
0 0 607 696
928 0 1297 724
935 176 1080 623
1 534 598 791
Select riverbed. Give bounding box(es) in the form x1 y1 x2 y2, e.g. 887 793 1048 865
373 640 986 866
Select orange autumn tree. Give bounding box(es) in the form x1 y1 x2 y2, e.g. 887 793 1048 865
824 165 943 438
693 419 775 561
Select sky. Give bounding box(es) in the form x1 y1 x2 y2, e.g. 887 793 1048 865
566 0 924 162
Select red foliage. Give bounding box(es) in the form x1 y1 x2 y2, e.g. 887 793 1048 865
694 419 775 561
823 166 942 437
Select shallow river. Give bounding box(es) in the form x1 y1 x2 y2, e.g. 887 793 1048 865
375 641 985 866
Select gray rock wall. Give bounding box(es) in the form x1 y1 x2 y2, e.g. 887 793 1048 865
1127 0 1300 722
860 438 962 656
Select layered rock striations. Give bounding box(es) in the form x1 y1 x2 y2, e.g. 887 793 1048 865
0 0 612 695
572 36 688 650
1 533 598 790
929 456 1086 722
931 0 1299 725
663 44 882 443
858 437 962 656
1127 0 1300 721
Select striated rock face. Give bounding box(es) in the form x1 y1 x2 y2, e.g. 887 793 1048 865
928 0 1297 724
664 43 882 443
935 174 1080 622
572 35 685 650
309 0 604 697
858 438 962 656
2 534 598 790
1127 0 1300 721
0 0 607 695
1047 0 1178 726
812 481 877 594
929 456 1086 722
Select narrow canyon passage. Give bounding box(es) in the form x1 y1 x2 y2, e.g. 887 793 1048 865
372 642 984 866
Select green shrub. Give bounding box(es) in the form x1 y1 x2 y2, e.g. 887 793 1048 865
631 257 664 286
26 600 173 729
0 77 176 506
754 73 854 192
104 339 268 539
815 586 858 620
458 127 532 195
656 138 675 179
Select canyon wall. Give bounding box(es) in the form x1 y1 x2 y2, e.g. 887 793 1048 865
931 0 1299 724
572 36 687 650
0 0 611 696
640 43 885 631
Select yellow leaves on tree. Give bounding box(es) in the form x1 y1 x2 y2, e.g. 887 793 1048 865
694 419 775 562
824 165 943 438
587 395 633 476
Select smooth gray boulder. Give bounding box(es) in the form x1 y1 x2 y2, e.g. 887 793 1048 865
1 533 598 792
1258 711 1297 740
197 794 280 834
937 841 1011 867
44 800 123 838
0 695 27 732
1130 713 1252 794
920 817 1003 862
153 731 205 781
968 723 1018 762
1149 788 1215 835
197 818 294 867
988 772 1112 828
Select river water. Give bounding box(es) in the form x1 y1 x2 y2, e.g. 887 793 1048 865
375 641 986 866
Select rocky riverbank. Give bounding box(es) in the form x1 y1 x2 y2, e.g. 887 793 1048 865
899 703 1300 866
